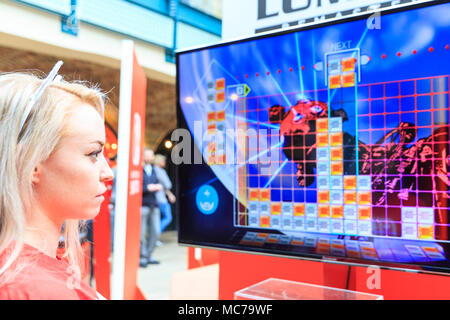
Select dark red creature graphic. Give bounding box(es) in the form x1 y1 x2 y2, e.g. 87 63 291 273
269 99 450 239
269 99 355 187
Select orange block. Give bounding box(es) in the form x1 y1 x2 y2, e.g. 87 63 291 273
271 203 281 215
347 250 361 258
291 239 304 246
260 189 270 202
207 142 216 153
330 132 343 146
216 154 226 165
318 205 330 218
331 161 343 175
216 78 225 91
358 191 371 205
330 147 343 161
207 123 216 134
329 74 342 89
216 110 226 122
344 176 357 190
343 72 356 87
358 206 371 220
294 203 305 217
342 57 356 72
422 246 439 254
260 216 271 228
207 112 216 122
216 91 225 103
331 205 344 219
316 118 329 132
317 133 329 147
344 191 357 204
249 189 259 201
318 190 330 204
266 237 279 244
332 242 345 250
207 155 215 165
418 225 434 240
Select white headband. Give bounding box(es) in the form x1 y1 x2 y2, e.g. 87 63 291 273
19 60 64 132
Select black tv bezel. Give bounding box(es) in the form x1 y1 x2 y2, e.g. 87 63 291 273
175 0 450 275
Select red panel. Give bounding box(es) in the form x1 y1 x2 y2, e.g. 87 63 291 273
187 247 220 270
218 251 450 300
122 49 147 300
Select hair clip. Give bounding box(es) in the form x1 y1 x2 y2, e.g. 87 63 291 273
19 61 64 132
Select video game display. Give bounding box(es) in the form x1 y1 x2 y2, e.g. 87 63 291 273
176 1 450 271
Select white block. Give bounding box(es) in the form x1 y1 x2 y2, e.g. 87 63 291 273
357 175 371 191
306 217 318 232
281 202 293 216
318 218 331 233
418 207 434 224
293 217 305 231
402 223 418 239
344 219 358 235
401 207 417 223
344 205 357 219
331 218 344 234
358 220 372 236
305 203 318 217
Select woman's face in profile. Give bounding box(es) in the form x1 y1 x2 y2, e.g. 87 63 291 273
33 104 113 224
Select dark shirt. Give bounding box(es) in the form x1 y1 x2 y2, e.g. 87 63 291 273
142 165 159 208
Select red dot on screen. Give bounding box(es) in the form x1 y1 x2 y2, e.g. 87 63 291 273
397 52 401 57
266 71 270 75
255 73 259 77
412 50 417 54
429 47 434 52
289 68 293 72
301 66 305 70
381 54 386 59
277 69 281 74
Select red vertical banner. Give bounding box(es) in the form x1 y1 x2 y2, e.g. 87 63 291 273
111 40 147 300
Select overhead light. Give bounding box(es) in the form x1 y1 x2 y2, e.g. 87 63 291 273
185 96 194 103
164 140 173 149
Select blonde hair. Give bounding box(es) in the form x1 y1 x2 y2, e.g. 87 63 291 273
0 71 105 284
153 154 167 167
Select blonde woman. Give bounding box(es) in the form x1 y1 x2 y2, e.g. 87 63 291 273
0 62 113 299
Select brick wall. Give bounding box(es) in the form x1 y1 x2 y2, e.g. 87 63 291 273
0 45 176 150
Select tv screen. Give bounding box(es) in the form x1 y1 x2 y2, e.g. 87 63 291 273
176 0 450 272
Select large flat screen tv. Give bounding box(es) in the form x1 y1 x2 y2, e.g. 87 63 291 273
176 0 450 273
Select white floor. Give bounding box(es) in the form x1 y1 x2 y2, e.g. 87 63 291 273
137 231 188 300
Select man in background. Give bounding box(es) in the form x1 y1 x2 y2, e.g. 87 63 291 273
153 154 176 245
140 148 163 267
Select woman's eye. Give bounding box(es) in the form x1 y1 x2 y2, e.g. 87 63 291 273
88 150 102 161
310 105 323 114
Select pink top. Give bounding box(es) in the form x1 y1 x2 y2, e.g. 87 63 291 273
0 244 99 300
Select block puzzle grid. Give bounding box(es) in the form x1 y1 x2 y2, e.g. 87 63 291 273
234 74 450 243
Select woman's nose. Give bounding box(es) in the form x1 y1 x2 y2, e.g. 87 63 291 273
100 156 114 182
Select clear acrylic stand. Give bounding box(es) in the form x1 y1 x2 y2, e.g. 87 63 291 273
234 278 383 300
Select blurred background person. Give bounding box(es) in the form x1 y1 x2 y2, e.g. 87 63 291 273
140 148 163 267
153 154 176 246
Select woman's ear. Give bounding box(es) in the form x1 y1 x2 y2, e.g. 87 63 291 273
32 165 42 184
